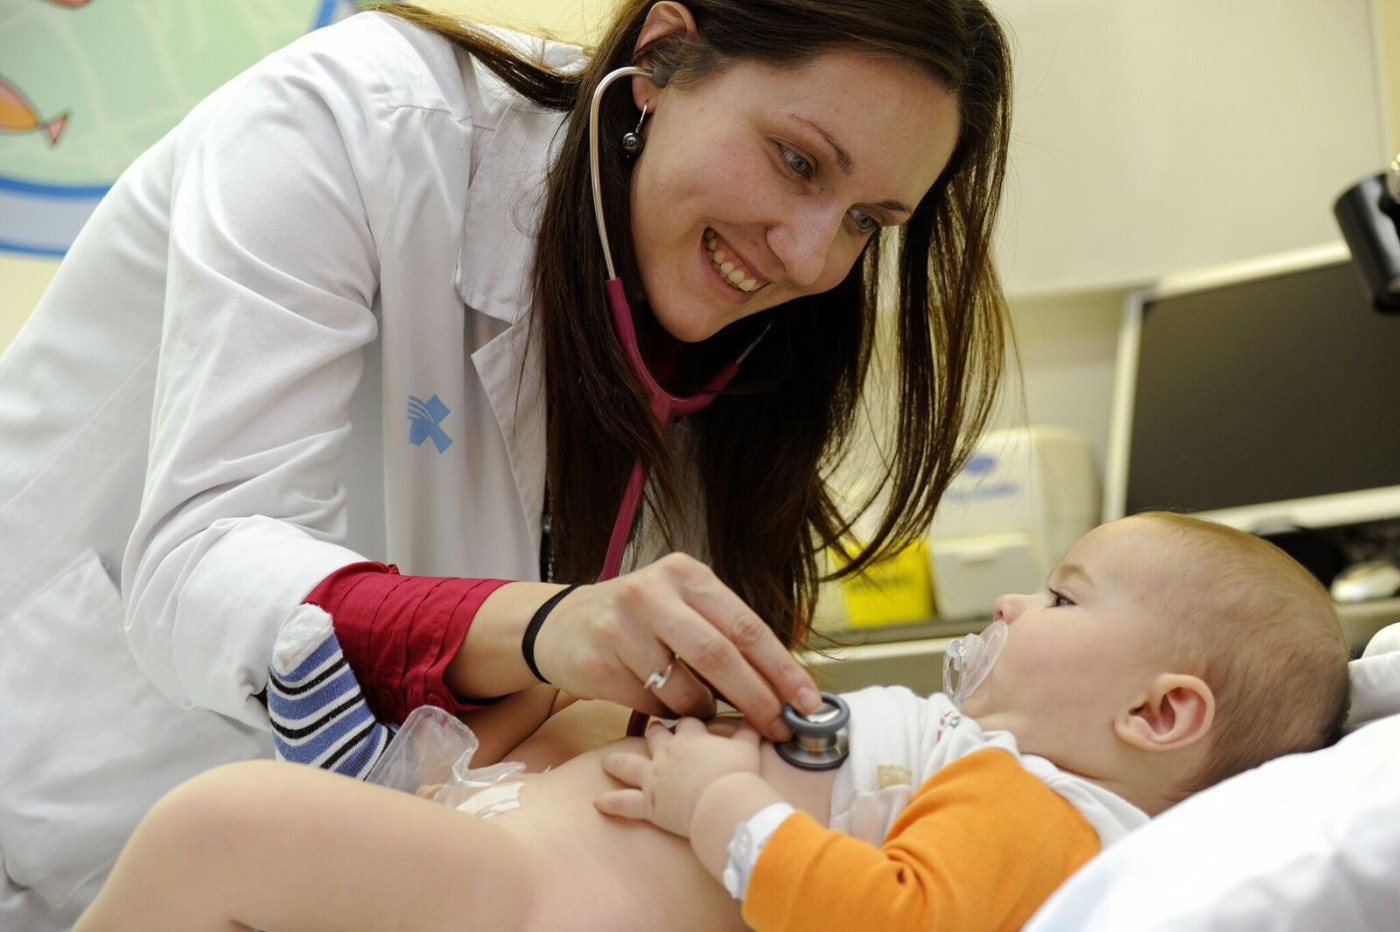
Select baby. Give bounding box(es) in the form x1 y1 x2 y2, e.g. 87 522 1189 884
74 512 1350 931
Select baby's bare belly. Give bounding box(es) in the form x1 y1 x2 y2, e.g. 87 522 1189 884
473 704 838 932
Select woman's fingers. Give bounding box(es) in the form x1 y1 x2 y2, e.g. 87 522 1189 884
616 636 716 721
533 554 817 736
645 556 820 739
646 660 717 721
605 655 713 723
666 624 786 739
686 569 821 712
604 682 675 722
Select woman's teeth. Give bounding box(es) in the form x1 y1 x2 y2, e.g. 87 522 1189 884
705 229 759 293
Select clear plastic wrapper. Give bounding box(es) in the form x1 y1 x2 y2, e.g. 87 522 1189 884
365 705 525 810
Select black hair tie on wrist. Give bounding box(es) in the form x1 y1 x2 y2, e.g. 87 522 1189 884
521 584 581 685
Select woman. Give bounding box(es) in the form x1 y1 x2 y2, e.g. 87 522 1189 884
0 0 1011 926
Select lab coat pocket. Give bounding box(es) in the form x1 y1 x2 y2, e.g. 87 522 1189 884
0 549 269 908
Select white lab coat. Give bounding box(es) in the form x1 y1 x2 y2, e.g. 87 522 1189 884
0 12 584 924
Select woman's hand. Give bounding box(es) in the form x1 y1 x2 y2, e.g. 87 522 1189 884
535 554 820 740
593 717 763 838
448 553 821 740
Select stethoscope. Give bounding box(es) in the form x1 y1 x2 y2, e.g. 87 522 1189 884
589 67 847 765
775 691 851 770
587 64 768 580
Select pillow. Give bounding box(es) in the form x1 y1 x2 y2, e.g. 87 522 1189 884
1349 620 1400 728
1024 622 1400 931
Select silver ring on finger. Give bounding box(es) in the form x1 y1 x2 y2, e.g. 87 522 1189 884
644 659 676 691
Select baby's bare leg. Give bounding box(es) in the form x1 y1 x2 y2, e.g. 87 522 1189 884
75 760 537 932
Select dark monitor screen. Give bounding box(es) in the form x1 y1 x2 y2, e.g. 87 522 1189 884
1120 257 1400 521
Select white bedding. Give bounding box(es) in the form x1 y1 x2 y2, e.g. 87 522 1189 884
1025 622 1400 930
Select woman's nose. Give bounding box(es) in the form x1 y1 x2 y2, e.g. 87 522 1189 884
768 207 843 289
992 593 1032 623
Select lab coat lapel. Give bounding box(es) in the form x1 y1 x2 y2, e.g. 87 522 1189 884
470 314 545 563
453 35 585 574
453 126 549 327
454 34 576 327
454 83 563 568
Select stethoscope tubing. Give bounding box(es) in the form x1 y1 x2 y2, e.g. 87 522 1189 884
590 66 781 741
600 279 740 578
589 66 749 580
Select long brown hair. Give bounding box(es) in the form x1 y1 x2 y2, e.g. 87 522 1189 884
367 1 1013 647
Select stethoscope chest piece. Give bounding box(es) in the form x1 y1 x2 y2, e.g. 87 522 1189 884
775 691 850 770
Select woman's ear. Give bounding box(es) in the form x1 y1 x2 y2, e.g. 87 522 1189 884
632 2 697 108
1114 673 1216 753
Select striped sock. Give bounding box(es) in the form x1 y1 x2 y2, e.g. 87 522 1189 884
268 604 395 779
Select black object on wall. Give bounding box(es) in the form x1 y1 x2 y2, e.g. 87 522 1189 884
1333 155 1400 313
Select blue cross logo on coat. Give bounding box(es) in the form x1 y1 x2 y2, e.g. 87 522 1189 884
408 394 453 452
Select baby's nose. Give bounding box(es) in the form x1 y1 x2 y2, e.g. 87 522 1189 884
992 593 1031 622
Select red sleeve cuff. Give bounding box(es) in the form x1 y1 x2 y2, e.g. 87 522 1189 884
303 563 510 723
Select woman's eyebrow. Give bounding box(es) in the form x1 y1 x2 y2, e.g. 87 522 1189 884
794 116 855 174
871 198 913 216
792 116 913 215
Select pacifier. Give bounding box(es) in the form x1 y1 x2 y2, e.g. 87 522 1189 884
775 691 850 770
942 620 1007 709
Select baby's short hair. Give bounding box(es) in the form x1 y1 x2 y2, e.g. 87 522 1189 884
1133 511 1351 798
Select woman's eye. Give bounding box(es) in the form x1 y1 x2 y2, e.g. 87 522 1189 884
778 144 814 179
848 209 878 233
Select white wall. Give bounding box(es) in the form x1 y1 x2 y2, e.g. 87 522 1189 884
430 0 608 43
991 0 1389 295
0 253 61 351
993 0 1400 513
994 287 1127 476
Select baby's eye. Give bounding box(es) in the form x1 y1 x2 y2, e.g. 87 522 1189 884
777 143 814 179
1048 588 1074 608
848 209 878 234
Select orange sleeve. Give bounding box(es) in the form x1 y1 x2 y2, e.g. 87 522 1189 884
741 748 1102 932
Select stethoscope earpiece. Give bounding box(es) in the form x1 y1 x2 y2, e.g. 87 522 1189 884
775 691 850 770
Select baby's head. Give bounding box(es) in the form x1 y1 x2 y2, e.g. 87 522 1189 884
960 511 1350 815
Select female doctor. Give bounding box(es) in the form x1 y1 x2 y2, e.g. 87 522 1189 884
0 0 1011 926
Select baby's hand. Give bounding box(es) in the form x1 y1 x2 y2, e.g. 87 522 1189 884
594 717 762 838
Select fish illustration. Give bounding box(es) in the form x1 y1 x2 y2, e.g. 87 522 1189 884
0 76 68 145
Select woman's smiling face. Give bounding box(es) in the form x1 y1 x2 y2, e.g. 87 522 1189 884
627 47 961 343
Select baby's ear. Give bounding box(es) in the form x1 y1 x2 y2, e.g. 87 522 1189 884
1115 674 1215 752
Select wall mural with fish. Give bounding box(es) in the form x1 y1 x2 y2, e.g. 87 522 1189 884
0 0 363 256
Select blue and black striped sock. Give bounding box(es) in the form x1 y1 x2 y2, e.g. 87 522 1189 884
267 605 394 779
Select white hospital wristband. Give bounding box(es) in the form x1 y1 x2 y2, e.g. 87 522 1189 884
722 802 797 901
